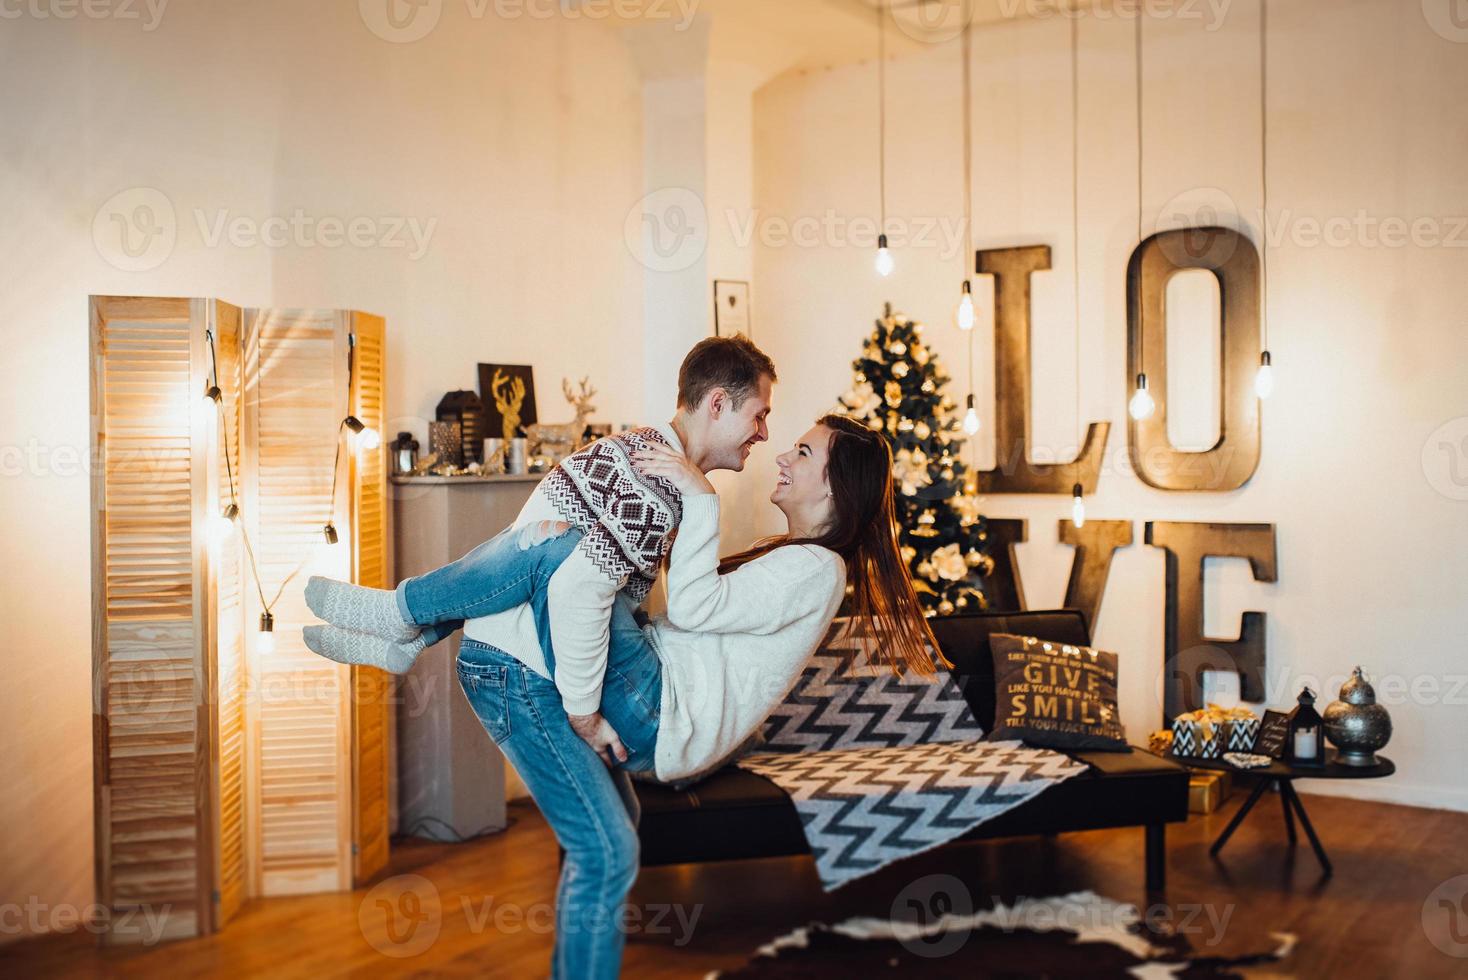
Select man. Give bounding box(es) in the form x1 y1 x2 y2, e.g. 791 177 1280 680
304 334 776 759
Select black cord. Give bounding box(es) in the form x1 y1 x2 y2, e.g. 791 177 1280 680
1135 7 1145 375
400 813 515 843
327 334 357 528
205 329 239 505
1071 12 1083 484
962 2 975 406
205 327 271 610
877 0 887 232
1259 0 1270 351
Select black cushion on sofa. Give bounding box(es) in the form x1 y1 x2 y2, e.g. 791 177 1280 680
926 610 1091 731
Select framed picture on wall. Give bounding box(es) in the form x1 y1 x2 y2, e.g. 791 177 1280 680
713 280 751 339
477 363 538 442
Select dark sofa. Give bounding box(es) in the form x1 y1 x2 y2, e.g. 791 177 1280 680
633 609 1190 892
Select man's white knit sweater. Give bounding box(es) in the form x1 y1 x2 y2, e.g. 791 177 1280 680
463 423 683 716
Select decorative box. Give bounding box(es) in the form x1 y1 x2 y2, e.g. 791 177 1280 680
1188 769 1233 814
1226 716 1260 752
1171 718 1221 759
429 420 462 467
1171 705 1259 759
436 390 485 464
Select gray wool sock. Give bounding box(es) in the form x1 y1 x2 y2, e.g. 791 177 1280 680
302 624 426 674
304 576 419 643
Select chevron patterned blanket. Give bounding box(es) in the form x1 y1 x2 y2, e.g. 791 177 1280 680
737 740 1088 890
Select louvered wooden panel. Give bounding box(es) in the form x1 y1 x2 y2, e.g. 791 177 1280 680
90 296 210 943
241 309 353 896
348 312 391 884
207 299 248 928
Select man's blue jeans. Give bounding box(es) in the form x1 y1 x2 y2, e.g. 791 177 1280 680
423 523 664 978
457 641 652 980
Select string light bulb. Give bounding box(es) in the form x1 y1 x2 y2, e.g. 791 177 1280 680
875 234 894 277
955 280 975 331
322 522 339 545
344 415 381 451
1071 483 1086 530
962 393 980 435
203 383 222 406
1128 373 1155 421
257 611 276 655
208 503 240 545
1254 350 1274 399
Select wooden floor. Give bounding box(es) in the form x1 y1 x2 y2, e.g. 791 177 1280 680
8 788 1467 978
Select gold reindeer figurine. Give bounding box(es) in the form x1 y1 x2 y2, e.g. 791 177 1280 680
524 377 597 461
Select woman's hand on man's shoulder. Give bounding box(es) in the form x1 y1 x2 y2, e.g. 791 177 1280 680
631 442 716 496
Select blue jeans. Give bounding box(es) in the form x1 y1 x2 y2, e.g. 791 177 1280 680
397 522 663 762
458 640 657 980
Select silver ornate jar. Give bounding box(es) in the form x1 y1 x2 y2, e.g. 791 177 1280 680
1323 667 1392 767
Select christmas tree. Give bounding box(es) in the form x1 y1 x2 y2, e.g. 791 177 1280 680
836 304 992 617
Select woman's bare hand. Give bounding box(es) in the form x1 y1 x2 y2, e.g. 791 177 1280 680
632 443 716 497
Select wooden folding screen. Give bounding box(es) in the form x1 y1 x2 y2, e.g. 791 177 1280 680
240 308 390 896
209 300 250 926
89 295 246 942
92 297 390 940
347 312 392 885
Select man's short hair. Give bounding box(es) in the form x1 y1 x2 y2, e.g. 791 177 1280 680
676 335 777 411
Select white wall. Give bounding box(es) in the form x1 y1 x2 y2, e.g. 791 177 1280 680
751 0 1468 810
0 0 643 940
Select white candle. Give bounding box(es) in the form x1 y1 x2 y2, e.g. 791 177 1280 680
1293 727 1318 759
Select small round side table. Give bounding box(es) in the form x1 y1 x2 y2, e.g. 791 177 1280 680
1183 748 1395 877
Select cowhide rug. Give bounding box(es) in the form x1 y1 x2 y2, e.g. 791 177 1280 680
712 890 1295 979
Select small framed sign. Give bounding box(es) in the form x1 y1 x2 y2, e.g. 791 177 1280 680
1255 709 1291 759
477 363 538 442
713 280 751 338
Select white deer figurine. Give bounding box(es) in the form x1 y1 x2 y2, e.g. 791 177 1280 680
524 377 597 460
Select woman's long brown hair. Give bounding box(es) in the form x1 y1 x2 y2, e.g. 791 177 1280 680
718 414 941 675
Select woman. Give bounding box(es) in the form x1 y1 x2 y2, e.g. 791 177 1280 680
306 414 935 979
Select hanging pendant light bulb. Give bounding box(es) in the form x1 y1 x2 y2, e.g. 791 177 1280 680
962 393 980 435
955 280 975 331
872 0 892 280
1254 350 1274 399
203 383 222 406
322 521 339 545
875 234 894 277
1071 482 1086 530
344 415 381 451
208 503 240 545
1129 373 1155 420
257 610 276 655
1255 4 1278 404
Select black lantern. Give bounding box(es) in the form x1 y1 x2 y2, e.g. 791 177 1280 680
390 431 420 475
436 390 485 464
1287 686 1326 767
